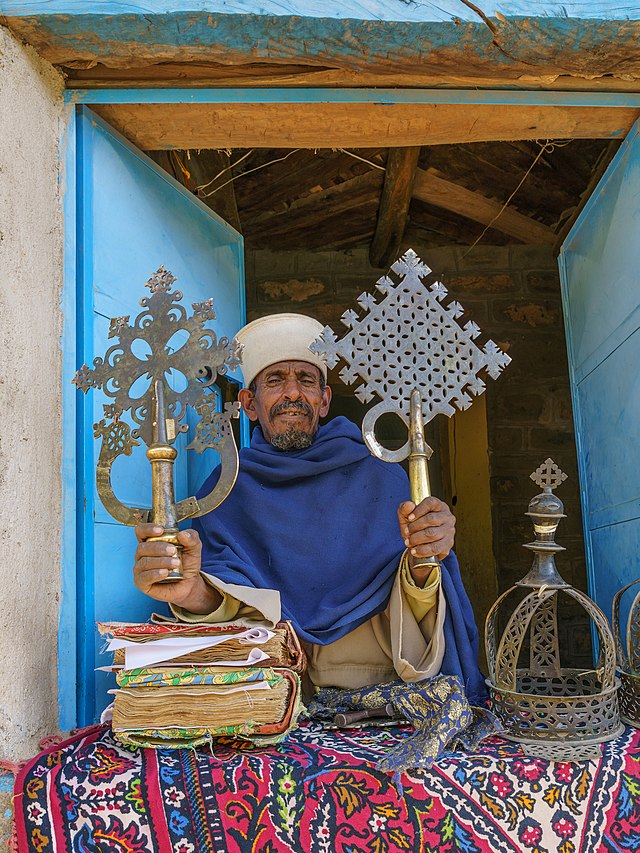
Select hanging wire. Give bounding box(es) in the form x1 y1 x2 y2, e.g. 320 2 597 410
194 148 255 194
336 148 386 171
460 139 573 259
193 147 386 200
197 149 305 199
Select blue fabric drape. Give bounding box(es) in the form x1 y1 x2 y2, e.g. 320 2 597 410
193 416 486 703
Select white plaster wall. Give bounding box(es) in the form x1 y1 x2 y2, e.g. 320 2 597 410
0 26 65 758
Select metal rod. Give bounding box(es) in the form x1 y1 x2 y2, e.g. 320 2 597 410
333 703 395 728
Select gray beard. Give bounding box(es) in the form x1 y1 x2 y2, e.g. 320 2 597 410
270 426 315 451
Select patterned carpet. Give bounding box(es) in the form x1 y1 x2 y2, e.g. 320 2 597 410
13 722 640 852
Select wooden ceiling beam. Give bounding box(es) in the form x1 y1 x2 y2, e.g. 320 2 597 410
412 167 556 245
370 147 421 268
247 162 555 250
246 170 383 244
92 102 639 151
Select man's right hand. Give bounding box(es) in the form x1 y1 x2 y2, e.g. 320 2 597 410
133 525 222 613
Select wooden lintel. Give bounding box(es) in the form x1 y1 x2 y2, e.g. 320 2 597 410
60 63 640 93
370 148 421 268
5 9 640 82
412 168 556 244
92 102 640 151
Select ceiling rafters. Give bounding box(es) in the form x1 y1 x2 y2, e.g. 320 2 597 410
370 147 421 268
246 169 384 248
243 159 555 250
412 167 555 245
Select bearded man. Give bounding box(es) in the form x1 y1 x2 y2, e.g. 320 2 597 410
133 314 485 703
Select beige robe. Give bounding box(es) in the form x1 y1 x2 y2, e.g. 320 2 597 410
171 553 445 689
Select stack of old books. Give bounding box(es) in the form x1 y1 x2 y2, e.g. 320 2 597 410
97 620 306 748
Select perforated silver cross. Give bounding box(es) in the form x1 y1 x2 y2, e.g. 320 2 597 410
310 249 511 465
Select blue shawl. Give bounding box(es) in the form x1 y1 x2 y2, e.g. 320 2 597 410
193 416 486 703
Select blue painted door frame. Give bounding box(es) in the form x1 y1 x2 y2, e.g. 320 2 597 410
559 116 640 632
61 86 640 729
61 106 246 728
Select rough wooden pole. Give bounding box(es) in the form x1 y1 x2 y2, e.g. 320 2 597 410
370 147 421 268
187 149 242 234
148 149 242 233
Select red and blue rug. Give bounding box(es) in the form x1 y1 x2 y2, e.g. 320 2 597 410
13 723 640 852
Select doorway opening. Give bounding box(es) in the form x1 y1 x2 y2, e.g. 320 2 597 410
140 138 619 668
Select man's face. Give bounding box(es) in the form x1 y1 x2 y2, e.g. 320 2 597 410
238 360 332 450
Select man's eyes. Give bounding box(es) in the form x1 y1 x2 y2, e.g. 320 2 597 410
265 377 318 387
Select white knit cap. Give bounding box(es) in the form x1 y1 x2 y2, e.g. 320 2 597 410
235 313 328 388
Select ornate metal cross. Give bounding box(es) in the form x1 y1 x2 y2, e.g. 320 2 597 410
310 249 511 565
530 457 568 492
73 265 242 582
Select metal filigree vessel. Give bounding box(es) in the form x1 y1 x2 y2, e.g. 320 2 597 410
486 460 623 760
73 266 242 581
612 580 640 726
310 249 510 568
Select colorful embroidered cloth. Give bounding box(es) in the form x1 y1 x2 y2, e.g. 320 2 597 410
14 723 640 853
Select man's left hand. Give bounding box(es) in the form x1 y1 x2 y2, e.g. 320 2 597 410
398 497 456 585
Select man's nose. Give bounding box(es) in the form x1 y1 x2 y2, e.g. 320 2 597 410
282 378 303 399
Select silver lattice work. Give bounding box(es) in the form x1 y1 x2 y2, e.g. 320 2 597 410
612 579 640 726
485 460 622 759
310 249 510 463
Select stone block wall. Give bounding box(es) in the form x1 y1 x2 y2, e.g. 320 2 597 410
245 243 591 666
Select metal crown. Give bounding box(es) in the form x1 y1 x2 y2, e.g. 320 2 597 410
485 460 622 760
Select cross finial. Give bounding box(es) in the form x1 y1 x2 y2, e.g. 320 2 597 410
145 265 176 293
530 458 567 491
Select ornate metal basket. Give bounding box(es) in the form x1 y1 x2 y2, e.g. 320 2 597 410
612 579 640 726
485 460 623 760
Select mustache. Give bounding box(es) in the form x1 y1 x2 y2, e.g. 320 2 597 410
270 400 313 419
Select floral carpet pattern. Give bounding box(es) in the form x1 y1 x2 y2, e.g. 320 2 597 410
13 723 640 852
